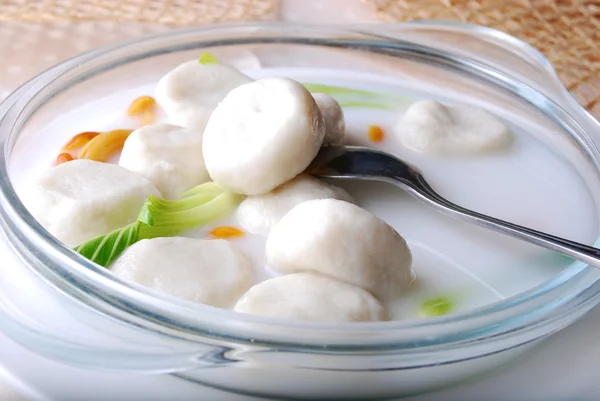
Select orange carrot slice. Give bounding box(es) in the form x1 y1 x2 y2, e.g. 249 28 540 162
78 129 133 162
55 152 74 165
368 125 385 143
61 131 100 151
210 226 245 239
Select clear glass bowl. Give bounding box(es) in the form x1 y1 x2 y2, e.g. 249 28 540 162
1 22 600 399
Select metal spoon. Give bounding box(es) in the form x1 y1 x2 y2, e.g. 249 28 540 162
309 146 600 269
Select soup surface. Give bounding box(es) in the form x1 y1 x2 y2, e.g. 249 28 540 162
13 65 598 321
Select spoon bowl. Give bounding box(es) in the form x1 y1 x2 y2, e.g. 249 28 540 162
310 146 600 269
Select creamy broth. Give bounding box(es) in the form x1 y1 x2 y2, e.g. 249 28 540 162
12 67 598 321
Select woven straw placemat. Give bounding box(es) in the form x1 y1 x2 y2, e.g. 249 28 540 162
0 0 278 102
1 0 599 118
368 0 600 117
0 0 278 24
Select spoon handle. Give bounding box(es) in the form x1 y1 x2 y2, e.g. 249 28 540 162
402 174 600 269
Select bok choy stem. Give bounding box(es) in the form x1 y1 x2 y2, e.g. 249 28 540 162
74 182 241 267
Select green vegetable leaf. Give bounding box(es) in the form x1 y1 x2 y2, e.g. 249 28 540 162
74 222 140 267
74 182 241 268
137 191 243 239
198 52 220 65
303 83 378 96
418 296 454 318
337 101 392 110
180 181 223 198
302 83 410 110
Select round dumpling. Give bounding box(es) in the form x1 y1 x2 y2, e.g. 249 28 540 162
237 174 353 236
266 199 412 301
111 237 253 307
20 159 160 247
202 77 326 195
313 93 345 146
119 123 209 199
234 273 388 322
155 60 252 130
395 100 511 155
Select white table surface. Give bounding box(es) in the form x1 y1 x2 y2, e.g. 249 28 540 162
1 1 599 399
